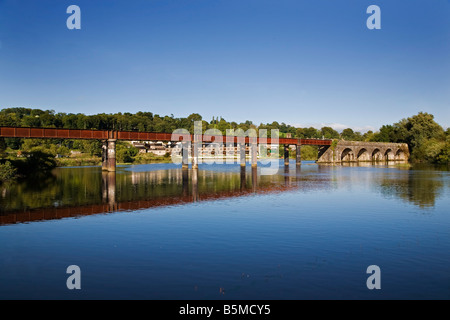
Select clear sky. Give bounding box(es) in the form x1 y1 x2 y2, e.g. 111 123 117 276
0 0 449 132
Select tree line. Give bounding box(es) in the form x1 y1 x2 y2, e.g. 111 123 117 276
0 107 410 140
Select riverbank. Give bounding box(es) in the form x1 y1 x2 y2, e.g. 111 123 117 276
0 151 174 182
2 148 446 184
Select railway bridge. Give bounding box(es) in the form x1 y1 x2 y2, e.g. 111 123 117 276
0 126 330 171
0 126 409 170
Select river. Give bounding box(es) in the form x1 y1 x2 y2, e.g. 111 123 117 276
0 160 449 299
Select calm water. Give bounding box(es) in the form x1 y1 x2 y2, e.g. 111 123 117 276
0 161 449 299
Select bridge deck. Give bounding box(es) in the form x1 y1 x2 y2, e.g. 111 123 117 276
0 126 332 145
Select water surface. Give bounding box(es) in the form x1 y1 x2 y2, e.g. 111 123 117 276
0 161 449 299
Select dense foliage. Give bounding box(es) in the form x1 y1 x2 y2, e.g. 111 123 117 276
368 112 448 164
0 161 17 181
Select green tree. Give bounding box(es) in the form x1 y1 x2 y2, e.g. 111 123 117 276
341 128 355 140
413 138 446 163
396 113 445 162
435 135 450 165
0 161 17 182
116 143 139 163
300 145 319 160
400 112 445 149
372 112 447 163
0 138 6 155
301 127 321 139
363 130 376 141
321 127 339 139
353 131 363 141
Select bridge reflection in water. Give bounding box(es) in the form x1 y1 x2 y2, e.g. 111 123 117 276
1 162 446 225
0 165 312 226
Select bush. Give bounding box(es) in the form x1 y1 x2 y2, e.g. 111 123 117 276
0 161 17 182
301 145 319 160
0 138 6 154
116 144 139 163
11 150 57 176
435 137 450 165
412 138 445 163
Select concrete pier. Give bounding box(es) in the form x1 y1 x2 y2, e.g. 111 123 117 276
182 142 189 169
102 140 108 171
296 144 301 166
240 143 246 167
107 139 116 172
251 142 257 168
192 134 199 169
284 144 290 167
102 139 116 172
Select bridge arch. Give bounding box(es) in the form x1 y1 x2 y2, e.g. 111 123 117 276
372 148 383 161
341 148 355 162
356 148 371 161
395 148 407 161
384 148 393 161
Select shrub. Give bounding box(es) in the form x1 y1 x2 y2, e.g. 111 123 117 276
0 161 17 182
116 144 139 163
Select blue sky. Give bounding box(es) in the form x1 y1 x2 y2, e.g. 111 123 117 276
0 0 449 132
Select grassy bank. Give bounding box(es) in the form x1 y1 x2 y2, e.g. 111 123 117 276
133 152 173 164
55 157 101 167
55 152 174 166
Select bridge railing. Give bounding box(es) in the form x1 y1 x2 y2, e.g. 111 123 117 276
0 126 332 146
0 126 109 140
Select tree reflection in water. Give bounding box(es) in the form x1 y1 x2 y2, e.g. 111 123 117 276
377 164 447 209
0 162 448 224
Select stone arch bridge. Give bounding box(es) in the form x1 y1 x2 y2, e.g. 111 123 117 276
317 141 409 163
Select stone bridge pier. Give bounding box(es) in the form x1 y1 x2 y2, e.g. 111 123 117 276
102 131 118 172
317 141 409 163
